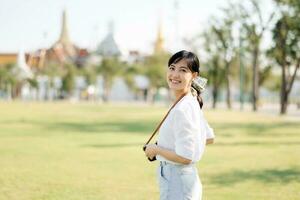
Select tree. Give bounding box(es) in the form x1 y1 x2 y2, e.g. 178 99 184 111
78 65 96 86
268 0 300 114
38 63 65 100
142 53 169 102
121 63 142 96
202 28 225 108
211 12 237 109
0 63 17 99
62 64 76 98
96 57 121 102
239 0 275 111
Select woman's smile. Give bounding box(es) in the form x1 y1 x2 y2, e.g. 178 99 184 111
169 78 181 84
167 59 197 98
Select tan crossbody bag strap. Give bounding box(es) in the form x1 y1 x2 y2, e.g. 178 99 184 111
144 93 187 145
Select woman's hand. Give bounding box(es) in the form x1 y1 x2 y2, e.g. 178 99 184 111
144 144 159 159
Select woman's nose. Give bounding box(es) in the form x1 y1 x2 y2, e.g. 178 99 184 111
170 69 180 77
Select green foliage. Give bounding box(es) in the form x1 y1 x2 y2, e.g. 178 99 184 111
142 53 170 90
268 15 300 66
268 0 300 64
97 57 121 86
239 0 274 52
27 78 38 88
61 64 76 95
38 63 64 77
201 28 226 106
259 65 273 86
96 57 123 101
267 0 300 113
122 63 142 91
0 63 18 90
263 72 281 91
209 9 238 108
78 65 97 86
196 0 299 112
206 54 226 86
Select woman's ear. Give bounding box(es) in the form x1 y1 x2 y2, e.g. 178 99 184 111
192 72 198 79
191 73 198 85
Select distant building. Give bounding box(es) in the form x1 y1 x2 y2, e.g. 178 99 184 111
39 10 88 68
96 22 121 58
127 50 144 64
0 10 88 69
0 53 17 65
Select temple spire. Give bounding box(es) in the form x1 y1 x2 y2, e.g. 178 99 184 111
58 10 70 44
154 18 164 54
54 9 76 57
96 21 121 57
108 20 115 35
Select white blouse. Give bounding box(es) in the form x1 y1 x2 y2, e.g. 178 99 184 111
156 93 215 164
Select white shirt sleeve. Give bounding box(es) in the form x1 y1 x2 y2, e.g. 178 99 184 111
173 109 197 160
204 120 215 139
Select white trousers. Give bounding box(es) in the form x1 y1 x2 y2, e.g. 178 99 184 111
157 161 202 200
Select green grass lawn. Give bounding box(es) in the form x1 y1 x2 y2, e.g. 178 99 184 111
0 101 299 200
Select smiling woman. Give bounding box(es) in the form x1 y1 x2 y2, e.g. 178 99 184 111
144 50 215 200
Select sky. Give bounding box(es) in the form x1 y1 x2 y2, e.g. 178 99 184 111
0 0 273 54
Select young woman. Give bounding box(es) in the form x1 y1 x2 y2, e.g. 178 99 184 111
144 50 215 200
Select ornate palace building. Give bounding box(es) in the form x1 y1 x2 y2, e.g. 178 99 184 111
0 10 88 69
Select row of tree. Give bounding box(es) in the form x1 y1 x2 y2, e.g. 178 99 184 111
192 0 299 114
0 52 170 102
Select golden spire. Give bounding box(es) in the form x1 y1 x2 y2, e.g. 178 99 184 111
55 9 76 57
154 19 164 54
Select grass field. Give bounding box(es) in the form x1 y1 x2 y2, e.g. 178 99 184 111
0 101 299 200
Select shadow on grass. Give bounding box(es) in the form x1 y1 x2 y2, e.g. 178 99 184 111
2 119 299 138
213 122 300 137
210 168 300 185
214 141 300 146
82 142 143 148
48 121 156 134
0 119 157 134
50 121 298 136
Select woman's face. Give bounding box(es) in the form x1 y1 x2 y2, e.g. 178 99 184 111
167 59 197 95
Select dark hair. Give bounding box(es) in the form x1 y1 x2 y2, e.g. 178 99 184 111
168 50 204 109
